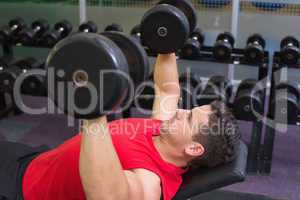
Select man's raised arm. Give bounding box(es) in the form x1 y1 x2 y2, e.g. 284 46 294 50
79 117 161 200
152 53 180 120
79 117 130 200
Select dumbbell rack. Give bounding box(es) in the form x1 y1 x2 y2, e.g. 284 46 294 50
127 46 270 174
0 40 48 119
179 46 269 71
261 52 300 174
0 43 15 118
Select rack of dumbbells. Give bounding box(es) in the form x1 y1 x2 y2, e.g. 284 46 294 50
0 17 126 119
262 36 300 174
129 24 270 173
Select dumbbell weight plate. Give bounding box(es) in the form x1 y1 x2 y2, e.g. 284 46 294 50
234 79 264 120
0 66 22 93
280 36 300 65
247 34 265 49
32 19 50 35
12 58 46 95
101 31 150 89
104 23 123 32
245 35 265 64
131 24 141 36
190 27 205 44
234 89 263 120
9 18 26 32
244 43 264 64
54 20 73 38
21 73 46 96
141 4 190 54
158 0 197 33
46 33 129 119
213 41 232 61
217 32 235 47
280 46 300 65
79 21 98 33
280 36 300 49
181 38 201 59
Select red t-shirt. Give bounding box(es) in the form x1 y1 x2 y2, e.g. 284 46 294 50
22 118 186 200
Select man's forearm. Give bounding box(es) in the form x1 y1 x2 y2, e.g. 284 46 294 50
79 117 129 200
154 53 180 94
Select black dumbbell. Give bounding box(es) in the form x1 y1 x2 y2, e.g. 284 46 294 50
0 91 5 111
130 24 142 42
78 21 98 33
213 32 235 61
13 58 46 96
179 72 200 109
280 36 300 65
244 34 266 64
181 27 205 60
0 58 45 95
197 75 231 106
15 19 50 45
233 79 264 121
42 20 73 47
0 56 17 92
141 0 197 54
104 23 124 32
45 32 149 119
0 18 27 43
270 82 299 124
0 61 23 93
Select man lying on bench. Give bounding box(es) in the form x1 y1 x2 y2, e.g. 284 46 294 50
0 53 241 200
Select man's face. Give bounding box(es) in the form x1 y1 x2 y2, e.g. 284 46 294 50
161 105 212 146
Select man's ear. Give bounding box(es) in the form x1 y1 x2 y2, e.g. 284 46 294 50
184 142 205 157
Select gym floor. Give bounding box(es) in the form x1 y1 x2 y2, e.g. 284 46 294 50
0 95 299 200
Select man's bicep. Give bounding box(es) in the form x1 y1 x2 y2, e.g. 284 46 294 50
125 170 161 200
152 89 179 121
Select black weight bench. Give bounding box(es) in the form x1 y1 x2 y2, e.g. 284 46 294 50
173 141 248 200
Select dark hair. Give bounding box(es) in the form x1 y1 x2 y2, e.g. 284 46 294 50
190 100 241 168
